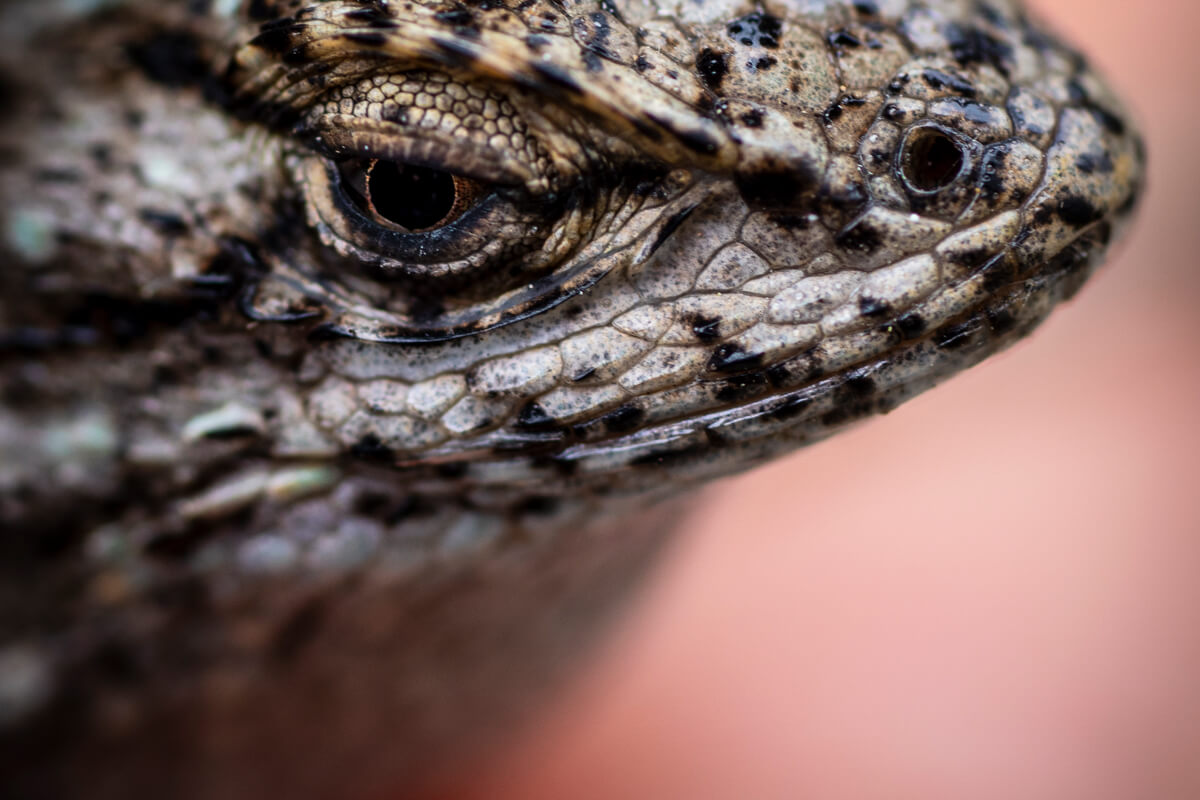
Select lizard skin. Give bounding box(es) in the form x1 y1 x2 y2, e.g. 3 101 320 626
0 1 1143 797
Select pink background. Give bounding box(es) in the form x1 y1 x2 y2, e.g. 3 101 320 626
444 1 1200 797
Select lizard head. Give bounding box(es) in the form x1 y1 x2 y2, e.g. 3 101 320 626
1 0 1144 523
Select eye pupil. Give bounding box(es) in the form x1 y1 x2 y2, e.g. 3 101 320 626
902 128 965 192
366 160 458 230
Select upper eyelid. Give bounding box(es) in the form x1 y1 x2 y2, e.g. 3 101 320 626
300 115 541 189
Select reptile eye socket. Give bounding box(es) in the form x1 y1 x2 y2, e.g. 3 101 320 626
336 159 484 232
900 126 967 192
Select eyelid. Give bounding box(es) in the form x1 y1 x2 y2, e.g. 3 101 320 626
303 115 537 187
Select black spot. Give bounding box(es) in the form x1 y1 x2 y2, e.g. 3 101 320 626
1075 151 1114 175
673 127 721 155
137 209 188 235
920 68 977 98
635 53 650 72
1056 195 1103 227
895 311 925 339
944 23 1013 75
602 405 646 434
735 165 814 208
432 37 480 66
739 108 764 127
853 1 880 15
531 62 583 95
435 461 469 479
344 8 399 27
645 203 699 258
980 252 1018 292
753 56 777 71
707 344 764 373
691 315 723 343
515 401 559 431
727 12 783 49
821 94 866 126
351 434 393 461
835 218 882 253
126 31 209 88
247 0 274 20
766 363 792 387
986 306 1018 336
842 373 876 398
516 495 560 516
886 73 911 94
858 295 890 317
828 30 863 49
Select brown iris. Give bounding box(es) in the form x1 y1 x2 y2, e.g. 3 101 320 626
339 158 483 232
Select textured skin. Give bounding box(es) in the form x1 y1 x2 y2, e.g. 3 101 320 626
0 1 1142 797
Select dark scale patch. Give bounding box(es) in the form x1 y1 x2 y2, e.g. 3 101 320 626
125 31 209 88
886 73 911 95
727 12 783 49
753 56 778 71
344 8 399 27
645 203 699 259
978 145 1010 198
920 68 976 98
766 363 792 388
1056 195 1103 228
435 461 469 479
895 311 926 339
530 63 583 95
515 401 559 431
601 405 646 434
247 0 275 20
527 34 551 51
834 218 882 254
634 53 650 72
944 23 1013 76
933 317 984 350
673 127 721 156
828 30 864 50
739 108 764 128
1075 150 1114 175
735 165 814 208
707 343 764 373
767 394 813 422
980 252 1019 292
853 1 880 15
822 94 866 125
515 495 560 516
858 295 890 318
342 31 389 46
690 315 723 343
841 373 876 398
350 434 393 461
986 306 1018 336
137 209 188 235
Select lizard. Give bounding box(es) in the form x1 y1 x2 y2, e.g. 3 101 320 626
0 0 1143 797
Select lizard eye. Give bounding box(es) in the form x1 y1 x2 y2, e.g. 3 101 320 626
335 158 485 233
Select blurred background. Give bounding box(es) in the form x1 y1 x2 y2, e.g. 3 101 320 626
445 1 1200 797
